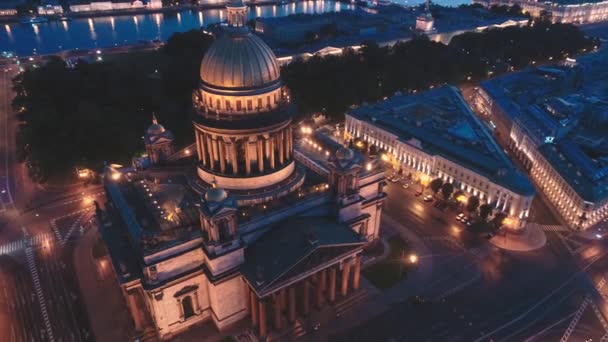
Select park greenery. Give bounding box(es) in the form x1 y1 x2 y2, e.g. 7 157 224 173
13 30 214 182
13 19 596 183
282 20 596 116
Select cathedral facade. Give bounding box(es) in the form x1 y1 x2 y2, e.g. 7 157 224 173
101 2 386 339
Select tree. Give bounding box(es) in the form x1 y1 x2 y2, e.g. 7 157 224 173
441 182 454 200
537 10 553 24
430 178 443 195
466 196 480 214
14 30 216 183
16 1 38 15
319 23 339 39
492 212 508 230
479 204 494 221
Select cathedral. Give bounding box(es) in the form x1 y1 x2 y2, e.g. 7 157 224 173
101 1 386 339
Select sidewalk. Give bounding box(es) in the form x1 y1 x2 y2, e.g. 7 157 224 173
73 226 133 341
298 214 436 341
489 224 547 252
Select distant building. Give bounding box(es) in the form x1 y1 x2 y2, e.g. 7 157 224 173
0 9 17 16
345 86 535 228
70 0 146 13
476 63 608 230
102 1 386 340
37 0 63 15
474 0 608 24
415 0 435 33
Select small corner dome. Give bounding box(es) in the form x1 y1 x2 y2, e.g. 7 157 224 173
205 187 228 202
147 123 166 135
200 31 280 89
335 147 355 162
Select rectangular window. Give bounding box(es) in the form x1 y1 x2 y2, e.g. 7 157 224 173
236 100 242 111
267 96 271 106
225 100 231 110
247 100 253 110
258 98 262 109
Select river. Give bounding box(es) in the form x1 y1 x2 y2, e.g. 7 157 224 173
0 0 467 56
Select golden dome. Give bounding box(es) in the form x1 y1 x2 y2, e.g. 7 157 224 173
200 31 280 90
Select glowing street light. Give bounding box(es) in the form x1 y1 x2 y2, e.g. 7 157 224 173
408 253 418 264
111 172 121 181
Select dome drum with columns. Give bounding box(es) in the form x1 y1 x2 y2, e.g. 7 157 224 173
193 0 300 196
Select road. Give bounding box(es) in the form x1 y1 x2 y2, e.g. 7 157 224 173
329 175 608 341
0 63 105 342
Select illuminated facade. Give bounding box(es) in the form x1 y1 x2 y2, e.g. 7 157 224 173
345 86 535 228
476 64 608 230
102 2 386 340
474 0 608 24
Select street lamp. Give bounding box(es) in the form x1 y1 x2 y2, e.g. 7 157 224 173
408 253 418 264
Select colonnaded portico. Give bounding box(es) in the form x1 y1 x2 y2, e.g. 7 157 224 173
243 223 364 339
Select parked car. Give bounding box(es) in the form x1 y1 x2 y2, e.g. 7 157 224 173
456 213 465 221
415 190 422 197
401 183 409 189
423 195 434 202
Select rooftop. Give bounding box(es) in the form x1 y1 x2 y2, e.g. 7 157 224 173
348 85 534 195
241 216 364 295
104 172 203 258
480 58 608 202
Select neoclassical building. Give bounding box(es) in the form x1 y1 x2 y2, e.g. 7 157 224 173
345 86 534 228
101 2 386 340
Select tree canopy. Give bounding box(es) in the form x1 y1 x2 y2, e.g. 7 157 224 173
282 22 595 119
13 30 214 182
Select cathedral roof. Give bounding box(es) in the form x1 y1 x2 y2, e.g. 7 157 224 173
242 217 364 296
200 30 280 90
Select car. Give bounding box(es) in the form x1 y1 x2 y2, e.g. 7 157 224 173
389 177 399 183
401 183 409 189
414 191 422 197
423 195 434 202
456 213 465 221
409 295 426 306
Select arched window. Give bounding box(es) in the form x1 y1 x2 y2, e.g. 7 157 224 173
182 296 195 319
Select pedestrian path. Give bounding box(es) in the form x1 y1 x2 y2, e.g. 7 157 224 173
335 289 371 317
0 232 55 256
24 246 54 342
50 207 95 245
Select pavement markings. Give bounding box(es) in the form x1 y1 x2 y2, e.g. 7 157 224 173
25 247 54 342
435 271 482 301
50 207 95 245
538 224 569 232
560 296 591 342
0 232 55 256
590 300 608 332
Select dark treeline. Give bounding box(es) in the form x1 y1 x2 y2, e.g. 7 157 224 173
13 20 596 183
282 21 596 117
13 30 214 182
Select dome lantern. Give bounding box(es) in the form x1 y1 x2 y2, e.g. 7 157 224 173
226 0 247 28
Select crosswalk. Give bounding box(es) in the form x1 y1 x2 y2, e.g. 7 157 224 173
560 295 590 342
0 232 55 256
50 207 94 246
538 224 569 232
25 246 54 342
